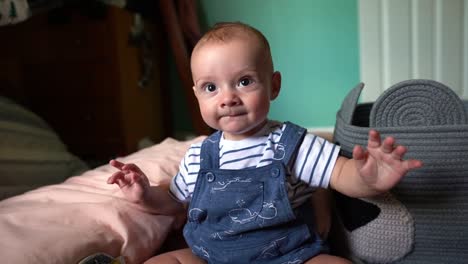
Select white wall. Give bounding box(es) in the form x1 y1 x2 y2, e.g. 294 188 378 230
359 0 468 101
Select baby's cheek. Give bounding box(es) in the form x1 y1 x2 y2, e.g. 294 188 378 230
200 110 219 130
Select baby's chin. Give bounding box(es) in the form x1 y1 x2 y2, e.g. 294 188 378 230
221 122 267 140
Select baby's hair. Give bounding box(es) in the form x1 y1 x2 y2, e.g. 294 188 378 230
193 21 274 71
197 22 270 51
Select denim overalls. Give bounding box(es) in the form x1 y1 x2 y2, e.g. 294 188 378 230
183 122 326 263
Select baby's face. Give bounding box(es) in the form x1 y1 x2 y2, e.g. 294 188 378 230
191 37 279 140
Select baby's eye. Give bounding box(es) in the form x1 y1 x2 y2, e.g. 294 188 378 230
238 78 252 87
204 83 217 93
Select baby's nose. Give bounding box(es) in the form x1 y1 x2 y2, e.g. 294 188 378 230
220 89 240 107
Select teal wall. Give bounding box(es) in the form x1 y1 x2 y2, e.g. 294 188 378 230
196 0 359 128
170 0 359 134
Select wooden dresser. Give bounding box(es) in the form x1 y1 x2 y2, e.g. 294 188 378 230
0 5 169 163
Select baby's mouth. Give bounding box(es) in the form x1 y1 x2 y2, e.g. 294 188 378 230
221 109 245 118
225 112 244 117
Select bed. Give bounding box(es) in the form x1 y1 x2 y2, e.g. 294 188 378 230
0 95 206 263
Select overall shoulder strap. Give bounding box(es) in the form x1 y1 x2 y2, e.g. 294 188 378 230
199 130 222 169
277 121 307 168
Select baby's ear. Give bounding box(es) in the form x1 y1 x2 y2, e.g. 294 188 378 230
270 71 282 100
192 86 198 96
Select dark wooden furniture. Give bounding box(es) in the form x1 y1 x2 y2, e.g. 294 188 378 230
0 6 168 162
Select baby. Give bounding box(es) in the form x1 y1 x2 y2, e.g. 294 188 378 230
108 22 422 264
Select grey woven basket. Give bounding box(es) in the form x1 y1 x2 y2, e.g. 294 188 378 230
333 79 468 263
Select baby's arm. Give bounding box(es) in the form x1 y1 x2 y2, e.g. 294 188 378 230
330 130 423 198
107 159 185 216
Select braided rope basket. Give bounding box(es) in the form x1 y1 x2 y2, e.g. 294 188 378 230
333 79 468 263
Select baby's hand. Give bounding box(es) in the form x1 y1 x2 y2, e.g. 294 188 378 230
353 130 423 192
107 159 151 203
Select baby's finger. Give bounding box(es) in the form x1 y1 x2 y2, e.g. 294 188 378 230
107 176 115 184
110 159 125 170
107 171 124 184
391 145 407 160
404 159 424 171
122 163 144 174
381 136 395 153
130 172 142 183
130 170 150 186
352 145 367 170
367 130 382 148
352 145 365 160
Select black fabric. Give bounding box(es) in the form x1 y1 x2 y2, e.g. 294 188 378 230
334 192 381 232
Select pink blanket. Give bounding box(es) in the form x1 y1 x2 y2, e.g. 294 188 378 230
0 136 205 264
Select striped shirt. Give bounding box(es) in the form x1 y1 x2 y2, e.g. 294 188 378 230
169 120 340 208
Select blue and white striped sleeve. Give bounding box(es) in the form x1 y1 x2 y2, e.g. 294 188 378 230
169 160 189 202
169 143 202 202
293 133 340 188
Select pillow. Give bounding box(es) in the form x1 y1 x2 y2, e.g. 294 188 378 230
0 96 88 199
0 136 206 264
